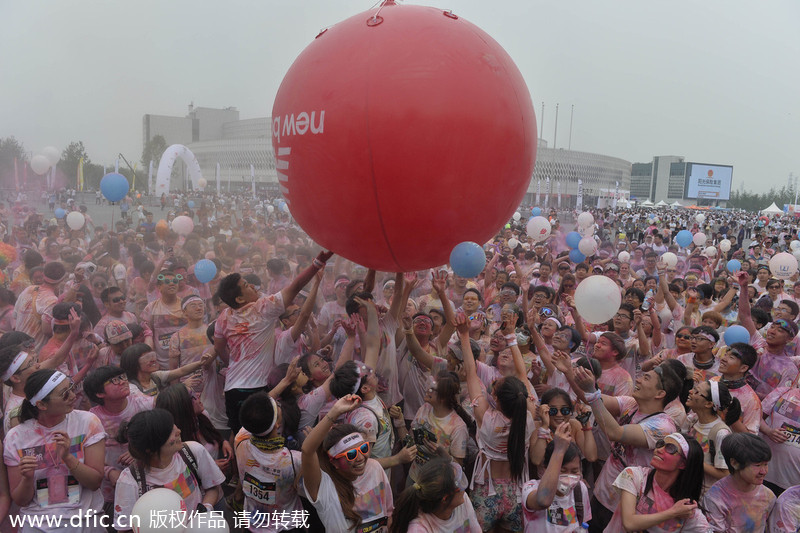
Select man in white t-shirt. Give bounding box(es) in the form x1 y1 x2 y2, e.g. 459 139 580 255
214 251 332 434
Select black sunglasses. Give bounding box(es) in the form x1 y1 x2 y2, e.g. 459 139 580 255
548 406 573 417
676 333 692 340
654 439 682 457
111 296 126 304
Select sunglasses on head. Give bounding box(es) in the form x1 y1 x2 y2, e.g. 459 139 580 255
158 274 183 284
334 441 371 462
654 439 683 457
548 406 573 417
539 308 555 317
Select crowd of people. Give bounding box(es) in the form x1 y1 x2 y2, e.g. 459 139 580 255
0 191 798 532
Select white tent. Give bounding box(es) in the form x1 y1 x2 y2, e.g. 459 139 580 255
655 200 668 207
670 201 683 208
640 200 655 208
761 202 783 215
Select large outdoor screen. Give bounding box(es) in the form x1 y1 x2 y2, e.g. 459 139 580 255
684 163 733 200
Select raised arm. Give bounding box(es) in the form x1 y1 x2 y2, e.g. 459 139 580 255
401 316 436 370
358 298 381 371
431 271 456 352
564 294 589 344
386 272 405 321
634 309 651 358
648 306 662 351
734 270 757 336
455 312 487 425
280 251 333 307
290 271 322 343
40 308 82 371
527 422 572 510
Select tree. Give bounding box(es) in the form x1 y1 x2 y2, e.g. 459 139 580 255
0 137 27 186
141 135 167 168
60 141 91 188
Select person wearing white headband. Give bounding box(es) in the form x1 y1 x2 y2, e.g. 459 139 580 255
604 431 709 533
5 368 107 529
301 394 394 533
687 379 736 495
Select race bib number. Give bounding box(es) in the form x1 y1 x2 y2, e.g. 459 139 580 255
243 472 275 505
355 516 387 533
781 423 800 449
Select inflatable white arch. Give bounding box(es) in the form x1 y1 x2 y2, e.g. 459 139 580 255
155 144 203 194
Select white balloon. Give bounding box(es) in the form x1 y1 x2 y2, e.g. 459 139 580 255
526 216 551 242
577 224 594 238
42 146 61 166
30 155 51 175
719 239 731 252
131 487 187 533
577 211 594 229
769 252 799 280
693 232 707 247
704 246 717 258
507 238 519 249
512 212 521 221
574 274 622 324
661 252 678 268
578 236 597 256
171 215 194 236
791 240 800 251
793 249 800 262
197 178 207 189
618 251 631 262
65 211 85 230
695 214 706 224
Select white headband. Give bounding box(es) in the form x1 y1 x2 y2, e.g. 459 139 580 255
546 317 562 329
255 397 279 436
30 371 67 405
327 432 366 458
1 351 28 381
666 432 690 457
709 380 722 411
698 332 716 343
181 295 204 310
352 365 363 396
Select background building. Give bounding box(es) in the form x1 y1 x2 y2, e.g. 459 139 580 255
630 155 733 206
143 105 633 201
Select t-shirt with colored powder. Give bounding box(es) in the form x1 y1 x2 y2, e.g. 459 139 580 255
597 365 633 397
168 324 211 394
767 484 800 533
522 479 592 532
689 419 730 496
141 298 188 368
214 293 284 391
90 394 155 502
3 410 106 522
593 396 677 511
344 397 394 460
300 458 393 533
14 284 57 350
677 352 721 381
396 339 444 423
93 311 138 340
748 332 798 400
761 386 800 489
234 433 303 533
409 404 468 482
113 440 226 530
606 466 711 533
407 497 481 533
701 474 775 533
710 376 761 434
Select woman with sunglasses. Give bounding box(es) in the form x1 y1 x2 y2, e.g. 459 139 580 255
5 369 106 532
641 326 693 372
686 379 740 496
141 270 188 369
390 457 479 533
113 409 226 532
604 432 709 532
532 388 597 467
301 395 393 533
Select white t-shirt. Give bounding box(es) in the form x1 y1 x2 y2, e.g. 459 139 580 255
410 404 468 482
113 440 226 530
761 386 800 489
214 293 285 390
690 419 730 496
300 458 393 533
3 410 106 525
522 479 592 532
344 397 394 460
407 497 481 532
297 385 330 431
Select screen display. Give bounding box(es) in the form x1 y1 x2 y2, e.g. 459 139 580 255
684 163 732 200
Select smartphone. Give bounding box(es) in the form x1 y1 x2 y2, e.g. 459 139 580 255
413 427 437 446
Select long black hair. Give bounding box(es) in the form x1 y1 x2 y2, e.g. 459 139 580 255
118 409 175 467
19 369 59 423
494 376 530 482
644 432 704 503
266 363 301 448
390 458 459 533
318 424 363 528
431 371 475 438
155 384 224 453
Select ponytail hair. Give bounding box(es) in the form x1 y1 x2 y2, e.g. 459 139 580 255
390 458 458 533
435 371 475 437
494 376 530 482
706 380 742 427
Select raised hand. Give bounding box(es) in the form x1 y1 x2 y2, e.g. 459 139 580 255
573 366 597 393
431 270 447 294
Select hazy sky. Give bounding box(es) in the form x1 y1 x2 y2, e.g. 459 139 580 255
1 0 797 193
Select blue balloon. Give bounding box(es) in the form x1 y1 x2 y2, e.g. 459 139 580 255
450 241 486 278
569 248 586 263
187 200 195 208
54 208 66 219
100 173 130 202
724 325 750 346
531 207 542 217
675 230 693 248
726 259 742 273
566 231 582 249
194 259 217 284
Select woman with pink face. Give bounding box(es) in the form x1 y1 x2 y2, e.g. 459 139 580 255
120 343 212 397
603 432 709 532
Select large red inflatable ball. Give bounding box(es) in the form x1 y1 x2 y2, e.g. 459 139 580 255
272 1 537 271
